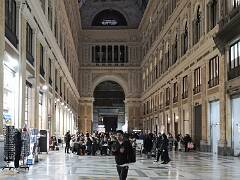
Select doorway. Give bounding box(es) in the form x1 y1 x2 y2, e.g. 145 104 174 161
194 105 202 150
231 95 240 156
103 116 118 132
209 101 220 154
93 81 125 132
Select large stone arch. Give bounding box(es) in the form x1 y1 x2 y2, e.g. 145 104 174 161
92 75 129 98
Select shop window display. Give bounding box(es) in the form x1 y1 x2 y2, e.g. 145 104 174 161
3 65 16 127
25 82 32 128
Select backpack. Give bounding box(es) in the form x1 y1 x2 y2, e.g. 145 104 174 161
127 141 136 163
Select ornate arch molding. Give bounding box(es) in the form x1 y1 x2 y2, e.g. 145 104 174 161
90 7 130 27
92 75 128 97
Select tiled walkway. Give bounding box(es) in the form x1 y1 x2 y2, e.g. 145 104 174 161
1 150 240 180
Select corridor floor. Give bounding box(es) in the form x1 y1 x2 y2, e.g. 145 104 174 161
1 150 240 180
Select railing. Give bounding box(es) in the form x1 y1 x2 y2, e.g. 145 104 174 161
228 66 240 80
208 76 219 88
26 51 34 66
49 78 53 86
166 100 170 106
40 67 45 78
5 25 18 48
193 85 201 94
182 91 188 99
173 96 178 103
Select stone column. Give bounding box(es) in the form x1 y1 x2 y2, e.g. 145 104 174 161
79 97 93 133
219 54 228 154
0 0 5 135
19 13 27 128
34 36 40 129
201 63 208 144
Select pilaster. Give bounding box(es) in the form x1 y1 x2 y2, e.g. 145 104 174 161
79 97 94 133
0 0 5 135
19 13 27 128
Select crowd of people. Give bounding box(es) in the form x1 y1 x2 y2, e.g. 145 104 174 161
48 130 193 180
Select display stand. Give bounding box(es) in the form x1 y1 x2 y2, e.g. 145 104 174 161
27 128 39 165
20 130 30 170
0 135 5 169
2 126 15 170
39 130 49 154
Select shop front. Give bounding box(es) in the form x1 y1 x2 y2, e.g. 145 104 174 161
209 100 220 155
3 53 19 129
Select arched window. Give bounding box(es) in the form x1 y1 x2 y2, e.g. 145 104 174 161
92 9 127 26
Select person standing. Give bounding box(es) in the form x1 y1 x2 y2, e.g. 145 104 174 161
112 130 133 180
64 131 71 154
14 129 22 172
161 133 171 164
154 133 163 162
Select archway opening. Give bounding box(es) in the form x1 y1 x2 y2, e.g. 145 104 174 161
93 81 125 133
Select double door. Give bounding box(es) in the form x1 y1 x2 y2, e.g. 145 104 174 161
232 96 240 156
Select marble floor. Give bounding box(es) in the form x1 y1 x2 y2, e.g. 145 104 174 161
0 150 240 180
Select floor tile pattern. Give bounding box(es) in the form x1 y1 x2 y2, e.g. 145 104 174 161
0 150 240 180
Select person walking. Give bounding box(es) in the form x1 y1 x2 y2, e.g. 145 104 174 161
154 133 163 162
112 130 134 180
64 131 71 154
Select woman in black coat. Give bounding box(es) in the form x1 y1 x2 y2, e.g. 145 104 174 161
143 134 153 158
14 129 22 170
161 133 170 164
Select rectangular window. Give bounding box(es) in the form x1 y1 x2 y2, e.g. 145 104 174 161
209 56 219 88
233 0 240 8
229 41 240 80
48 0 53 29
114 45 119 63
26 23 34 65
95 46 100 63
40 44 45 77
120 45 125 63
194 67 201 94
54 18 58 40
173 82 178 103
108 46 112 63
48 59 52 86
182 75 188 99
5 0 17 47
55 69 58 92
101 46 106 63
208 0 217 31
60 77 62 96
40 0 45 13
166 87 170 106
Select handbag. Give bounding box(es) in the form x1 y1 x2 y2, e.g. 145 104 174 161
187 142 194 149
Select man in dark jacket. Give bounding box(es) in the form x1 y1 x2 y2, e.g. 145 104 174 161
14 129 22 172
161 133 170 164
154 133 163 162
112 130 133 180
64 131 71 154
